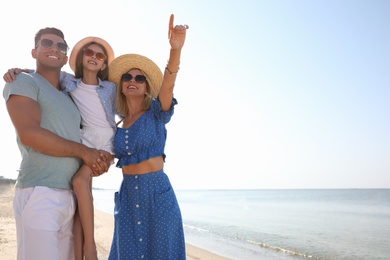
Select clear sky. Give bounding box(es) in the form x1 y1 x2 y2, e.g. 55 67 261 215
1 0 389 190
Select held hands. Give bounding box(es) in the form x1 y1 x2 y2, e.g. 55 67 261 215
91 150 114 177
83 148 111 177
168 14 189 50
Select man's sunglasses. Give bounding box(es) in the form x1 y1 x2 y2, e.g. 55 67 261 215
83 48 107 61
121 73 147 84
36 39 68 54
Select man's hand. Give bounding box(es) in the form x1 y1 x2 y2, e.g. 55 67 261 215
91 150 114 177
82 148 111 176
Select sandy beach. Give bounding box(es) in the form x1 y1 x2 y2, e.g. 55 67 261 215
0 183 227 260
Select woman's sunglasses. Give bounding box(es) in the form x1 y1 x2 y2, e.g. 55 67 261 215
121 73 147 84
36 39 68 54
83 48 107 61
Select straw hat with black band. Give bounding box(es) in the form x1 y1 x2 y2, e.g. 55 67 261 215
69 36 114 72
108 54 163 99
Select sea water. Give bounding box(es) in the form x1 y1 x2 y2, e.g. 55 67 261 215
92 189 390 259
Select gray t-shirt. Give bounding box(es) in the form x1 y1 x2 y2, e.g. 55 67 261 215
3 72 82 189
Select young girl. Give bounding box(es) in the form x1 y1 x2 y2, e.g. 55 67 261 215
65 37 116 260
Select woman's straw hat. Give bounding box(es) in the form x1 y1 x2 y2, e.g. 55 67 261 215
108 54 163 98
69 36 114 72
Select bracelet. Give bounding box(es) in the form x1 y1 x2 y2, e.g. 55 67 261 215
165 66 180 74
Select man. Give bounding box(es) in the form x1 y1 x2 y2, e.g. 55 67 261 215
3 27 110 260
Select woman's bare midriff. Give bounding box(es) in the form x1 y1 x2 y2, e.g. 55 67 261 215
122 156 164 175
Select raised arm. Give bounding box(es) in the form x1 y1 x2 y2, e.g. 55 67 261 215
158 14 189 111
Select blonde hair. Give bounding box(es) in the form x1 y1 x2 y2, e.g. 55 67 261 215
115 68 154 117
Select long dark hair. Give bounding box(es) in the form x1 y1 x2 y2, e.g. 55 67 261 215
73 42 109 80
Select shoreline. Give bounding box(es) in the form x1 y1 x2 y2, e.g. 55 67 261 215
0 183 228 260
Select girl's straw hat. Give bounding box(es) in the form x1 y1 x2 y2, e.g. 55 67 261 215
69 36 114 72
108 54 163 98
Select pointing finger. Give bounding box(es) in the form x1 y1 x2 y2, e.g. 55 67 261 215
168 14 174 39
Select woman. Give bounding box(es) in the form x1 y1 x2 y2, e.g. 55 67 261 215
107 14 188 259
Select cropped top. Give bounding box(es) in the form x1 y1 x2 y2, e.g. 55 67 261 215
114 98 177 167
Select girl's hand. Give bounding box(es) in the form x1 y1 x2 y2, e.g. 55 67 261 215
3 68 27 83
168 14 189 50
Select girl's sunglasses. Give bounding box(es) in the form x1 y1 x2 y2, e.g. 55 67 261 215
36 39 68 54
121 73 147 84
83 48 107 61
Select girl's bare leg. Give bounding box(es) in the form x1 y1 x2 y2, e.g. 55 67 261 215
72 164 98 260
73 208 84 260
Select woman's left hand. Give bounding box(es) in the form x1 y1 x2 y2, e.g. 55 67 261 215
168 14 189 50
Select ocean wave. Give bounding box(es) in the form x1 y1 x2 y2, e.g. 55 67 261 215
246 239 319 259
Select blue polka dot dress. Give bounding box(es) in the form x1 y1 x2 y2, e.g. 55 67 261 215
109 98 185 260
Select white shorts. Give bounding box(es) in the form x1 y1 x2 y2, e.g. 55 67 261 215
13 186 76 260
80 126 115 155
